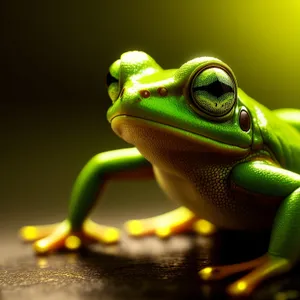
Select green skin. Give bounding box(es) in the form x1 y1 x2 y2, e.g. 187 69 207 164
69 51 300 263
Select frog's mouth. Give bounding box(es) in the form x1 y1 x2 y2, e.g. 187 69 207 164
110 114 249 157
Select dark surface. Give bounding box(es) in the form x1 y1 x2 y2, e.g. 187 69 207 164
1 229 300 300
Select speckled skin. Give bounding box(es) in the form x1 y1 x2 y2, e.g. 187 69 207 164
112 116 278 230
21 51 300 296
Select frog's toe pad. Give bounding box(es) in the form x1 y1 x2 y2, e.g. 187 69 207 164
200 255 292 297
199 267 225 281
227 280 254 297
19 223 60 242
193 219 216 236
199 255 267 281
227 256 292 297
21 220 120 254
124 207 216 239
83 220 120 244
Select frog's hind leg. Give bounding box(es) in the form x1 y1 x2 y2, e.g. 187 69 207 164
20 220 120 253
205 161 300 297
273 108 300 132
124 206 216 238
225 189 300 297
200 254 291 297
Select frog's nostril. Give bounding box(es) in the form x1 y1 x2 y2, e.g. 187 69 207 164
105 72 118 87
139 90 151 98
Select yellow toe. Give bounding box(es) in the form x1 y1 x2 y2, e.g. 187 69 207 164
20 226 38 241
126 220 144 236
199 267 214 280
155 227 171 238
34 239 50 254
65 236 81 250
193 220 216 236
227 280 250 297
102 228 120 243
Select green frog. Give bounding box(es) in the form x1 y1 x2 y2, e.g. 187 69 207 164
20 51 300 297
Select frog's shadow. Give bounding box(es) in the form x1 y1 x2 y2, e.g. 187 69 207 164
74 234 219 299
77 229 272 274
72 231 275 299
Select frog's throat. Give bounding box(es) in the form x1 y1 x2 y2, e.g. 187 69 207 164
111 115 250 156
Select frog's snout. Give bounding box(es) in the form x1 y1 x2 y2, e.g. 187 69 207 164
106 58 121 103
106 51 162 103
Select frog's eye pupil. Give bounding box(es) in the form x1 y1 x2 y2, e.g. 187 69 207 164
191 67 236 117
193 80 234 98
239 109 251 131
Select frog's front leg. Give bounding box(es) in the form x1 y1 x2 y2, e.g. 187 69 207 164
125 207 216 238
200 161 300 297
20 147 153 253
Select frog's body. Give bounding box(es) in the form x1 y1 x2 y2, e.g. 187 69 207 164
21 51 300 296
111 91 300 231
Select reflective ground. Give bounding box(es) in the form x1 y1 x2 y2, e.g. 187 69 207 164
1 228 299 300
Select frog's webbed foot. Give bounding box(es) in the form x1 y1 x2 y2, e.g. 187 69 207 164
124 206 216 238
199 255 268 281
20 223 61 242
199 254 292 297
19 219 120 254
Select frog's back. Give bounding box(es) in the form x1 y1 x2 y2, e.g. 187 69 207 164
240 90 300 174
264 109 300 174
272 108 300 133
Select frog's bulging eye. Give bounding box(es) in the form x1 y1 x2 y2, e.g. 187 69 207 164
191 67 236 117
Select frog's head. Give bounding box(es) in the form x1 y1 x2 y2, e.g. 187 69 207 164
106 51 253 167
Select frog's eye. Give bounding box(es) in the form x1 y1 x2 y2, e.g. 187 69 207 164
191 67 236 117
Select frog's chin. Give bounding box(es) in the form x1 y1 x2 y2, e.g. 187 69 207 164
111 115 249 163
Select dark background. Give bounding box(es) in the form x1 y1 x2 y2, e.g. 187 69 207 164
1 1 300 299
